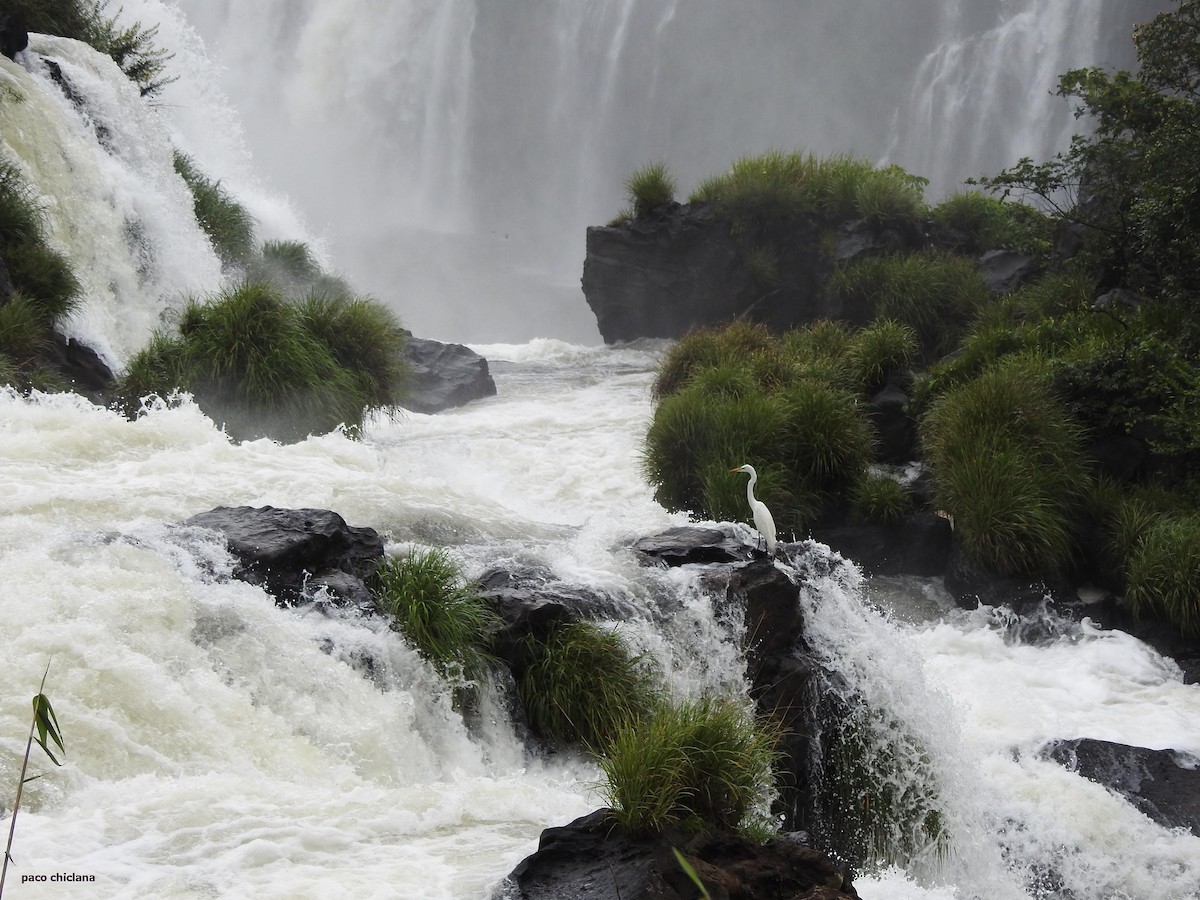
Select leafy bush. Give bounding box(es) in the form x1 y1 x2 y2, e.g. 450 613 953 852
88 3 176 98
518 621 658 750
688 150 927 231
652 320 776 399
600 696 780 836
298 292 409 408
931 190 1051 256
118 281 406 441
848 319 918 394
850 472 913 526
1124 514 1200 637
375 548 499 680
921 356 1090 575
173 152 255 268
828 250 990 360
625 161 677 219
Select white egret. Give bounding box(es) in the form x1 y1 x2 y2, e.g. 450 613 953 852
730 464 777 556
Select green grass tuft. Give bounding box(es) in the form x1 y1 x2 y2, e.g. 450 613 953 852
173 151 256 268
600 696 781 837
518 621 658 751
626 162 677 219
374 547 500 681
850 472 913 526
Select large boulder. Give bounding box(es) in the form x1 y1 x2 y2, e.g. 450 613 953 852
400 334 497 413
1041 738 1200 835
502 808 858 900
184 506 384 608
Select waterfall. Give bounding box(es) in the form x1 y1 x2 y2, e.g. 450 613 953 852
0 36 222 368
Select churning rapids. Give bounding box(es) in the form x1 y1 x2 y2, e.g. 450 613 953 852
2 1 1199 897
2 344 1199 899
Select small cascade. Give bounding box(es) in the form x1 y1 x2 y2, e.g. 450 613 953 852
0 36 222 368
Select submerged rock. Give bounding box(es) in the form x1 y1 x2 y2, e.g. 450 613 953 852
1042 738 1200 836
500 808 858 900
185 505 383 608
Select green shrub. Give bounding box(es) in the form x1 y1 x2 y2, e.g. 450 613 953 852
848 320 918 394
118 281 391 441
600 696 780 836
375 548 499 680
0 294 49 365
850 472 913 525
921 356 1090 575
777 381 873 488
626 161 677 219
88 3 176 98
173 152 255 268
298 292 409 408
852 165 928 226
653 321 776 399
245 240 323 296
1124 514 1200 637
828 250 990 360
931 190 1051 256
518 621 658 750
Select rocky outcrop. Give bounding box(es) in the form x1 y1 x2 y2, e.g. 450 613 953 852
581 202 926 343
1041 738 1200 835
184 506 384 608
400 333 497 413
501 808 857 900
0 11 28 60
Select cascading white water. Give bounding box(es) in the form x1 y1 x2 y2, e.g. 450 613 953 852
0 37 222 368
154 0 1168 343
4 6 1200 898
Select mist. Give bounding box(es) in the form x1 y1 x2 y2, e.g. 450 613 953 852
159 0 1167 344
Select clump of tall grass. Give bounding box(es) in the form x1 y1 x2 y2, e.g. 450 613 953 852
689 151 927 229
847 319 918 394
828 250 990 360
518 621 658 750
375 547 500 681
600 696 781 837
653 320 776 399
931 190 1052 256
173 151 255 268
850 472 913 526
921 355 1090 575
1122 514 1200 638
625 161 677 219
118 280 407 441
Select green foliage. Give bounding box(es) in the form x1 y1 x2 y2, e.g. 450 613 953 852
298 292 409 408
850 472 913 526
688 150 927 230
848 319 918 394
1124 513 1200 637
645 321 875 530
921 356 1090 575
625 161 677 219
2 0 95 42
87 3 176 98
118 281 406 441
173 152 256 268
828 250 989 360
973 1 1200 300
374 548 499 681
518 621 658 751
931 190 1051 257
2 664 65 899
0 294 48 365
600 696 780 837
818 699 949 870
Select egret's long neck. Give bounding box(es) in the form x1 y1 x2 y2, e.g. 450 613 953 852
745 473 757 505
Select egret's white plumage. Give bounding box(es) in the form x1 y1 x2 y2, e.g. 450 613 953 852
730 464 776 556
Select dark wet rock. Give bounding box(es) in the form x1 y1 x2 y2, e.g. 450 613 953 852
943 536 1074 613
47 332 115 404
1042 738 1200 835
501 808 857 900
812 512 952 579
631 525 753 567
400 334 497 413
477 563 637 670
979 249 1041 293
866 382 917 464
0 11 27 60
185 506 383 608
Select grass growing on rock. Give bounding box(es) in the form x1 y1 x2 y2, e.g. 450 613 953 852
600 695 781 837
117 280 408 441
518 621 659 751
375 547 500 681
